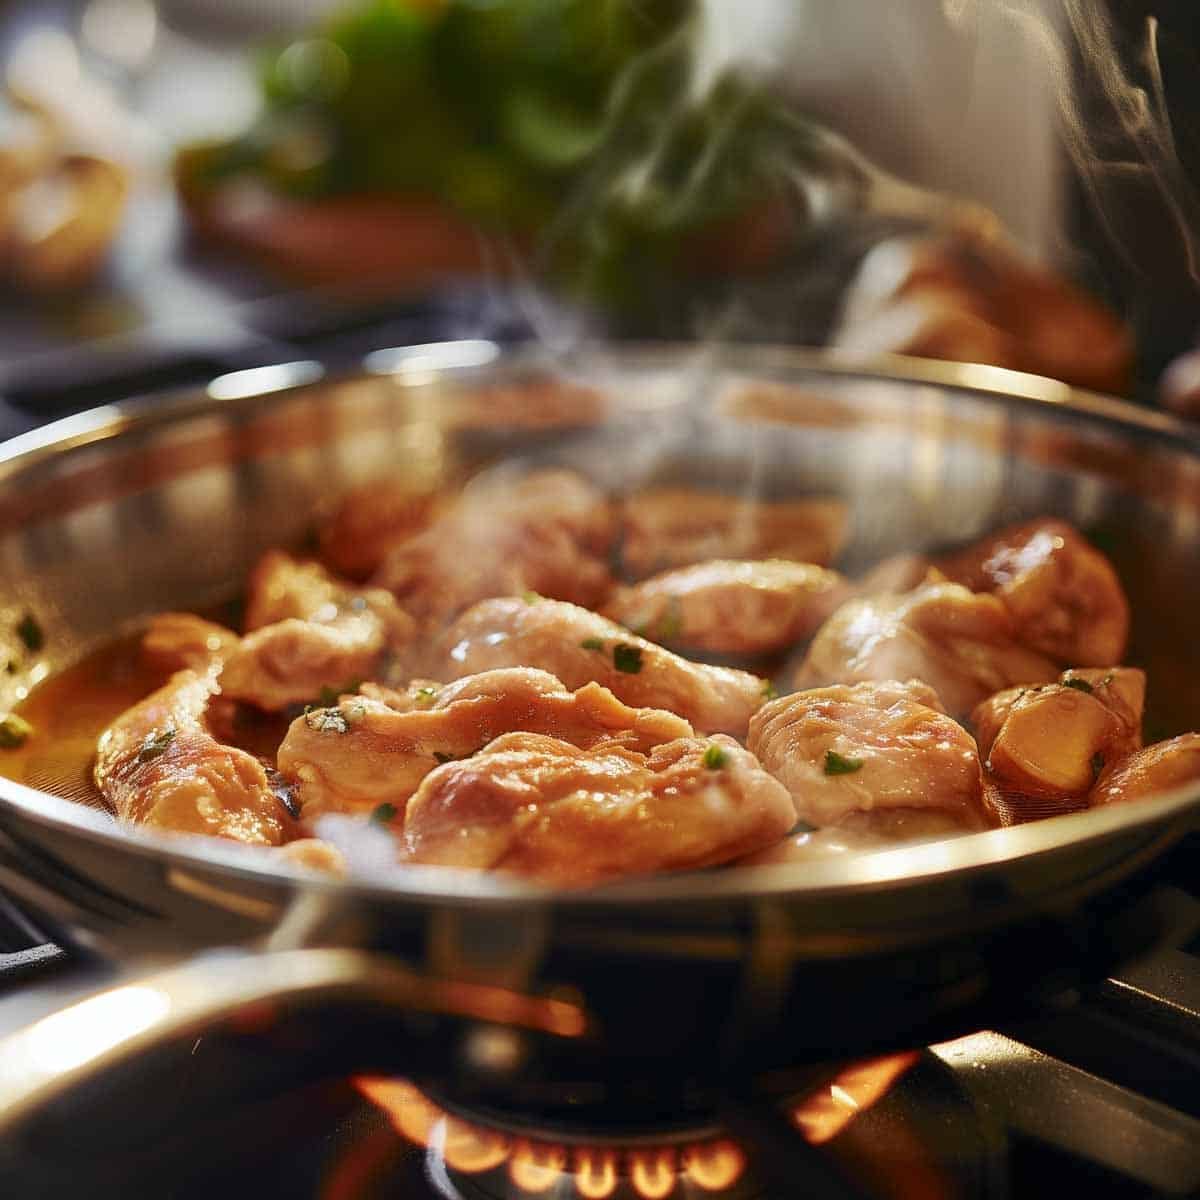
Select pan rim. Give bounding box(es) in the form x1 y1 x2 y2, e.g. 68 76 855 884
0 341 1197 912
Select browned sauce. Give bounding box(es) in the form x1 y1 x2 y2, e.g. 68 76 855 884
0 634 291 810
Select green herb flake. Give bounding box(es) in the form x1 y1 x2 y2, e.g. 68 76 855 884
0 712 33 749
580 637 605 652
136 726 176 763
1091 752 1105 778
522 590 543 605
305 708 349 735
1063 677 1095 694
433 751 455 764
15 614 43 653
824 749 865 776
414 686 439 709
370 802 398 825
761 680 779 701
702 743 728 770
612 643 643 674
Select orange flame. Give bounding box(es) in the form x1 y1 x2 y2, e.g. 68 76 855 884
682 1140 747 1192
575 1148 618 1199
509 1140 567 1193
629 1148 677 1198
790 1052 920 1145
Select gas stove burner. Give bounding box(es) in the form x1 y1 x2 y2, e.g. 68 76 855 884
350 1052 957 1200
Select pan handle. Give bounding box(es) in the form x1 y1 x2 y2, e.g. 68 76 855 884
0 945 588 1136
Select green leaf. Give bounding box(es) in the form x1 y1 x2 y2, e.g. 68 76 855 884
370 802 398 825
823 749 865 776
580 637 605 651
136 726 176 763
761 679 779 701
702 742 728 770
0 712 33 749
305 708 349 735
16 614 43 653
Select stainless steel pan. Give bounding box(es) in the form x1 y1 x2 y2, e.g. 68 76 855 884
0 344 1196 1136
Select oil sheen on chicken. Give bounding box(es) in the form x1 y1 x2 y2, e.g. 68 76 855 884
401 731 795 886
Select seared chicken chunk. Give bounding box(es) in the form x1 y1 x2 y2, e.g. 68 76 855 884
937 518 1129 667
374 468 615 625
141 613 239 674
402 731 795 886
276 668 694 821
796 582 1059 717
1089 734 1200 808
620 488 848 579
220 552 415 711
316 480 441 580
748 680 988 829
972 667 1144 802
603 559 851 656
434 598 768 736
94 667 290 845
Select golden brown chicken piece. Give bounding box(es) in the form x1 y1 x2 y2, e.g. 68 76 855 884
373 468 615 626
620 488 848 579
316 480 442 581
220 552 415 711
94 667 291 845
603 559 851 656
796 582 1059 717
141 613 239 674
936 518 1129 667
402 731 795 886
747 679 988 829
1089 734 1200 808
434 598 768 736
971 668 1144 813
276 667 694 821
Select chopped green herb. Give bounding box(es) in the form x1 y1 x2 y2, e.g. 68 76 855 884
136 726 176 763
1063 677 1094 694
305 708 349 735
657 596 684 641
580 637 605 652
15 614 43 653
433 751 456 764
1091 752 1105 777
414 686 439 709
702 743 728 770
0 712 33 749
761 680 779 701
522 590 543 605
613 643 643 674
824 750 865 776
370 802 398 825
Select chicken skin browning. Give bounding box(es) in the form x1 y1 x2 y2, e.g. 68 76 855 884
747 680 989 829
94 667 291 845
972 668 1145 809
402 731 795 886
796 582 1059 717
603 559 851 656
434 598 768 736
936 518 1129 667
374 469 615 626
1089 734 1200 807
275 667 694 821
220 551 415 711
620 488 848 579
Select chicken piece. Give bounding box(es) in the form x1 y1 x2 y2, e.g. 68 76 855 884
620 488 848 579
434 598 768 736
316 480 441 580
747 679 988 829
221 552 415 711
276 667 694 821
141 613 239 674
936 518 1129 667
743 808 970 865
972 667 1145 801
796 582 1059 718
374 468 615 626
94 667 291 845
1089 734 1200 808
402 731 795 886
603 559 851 657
